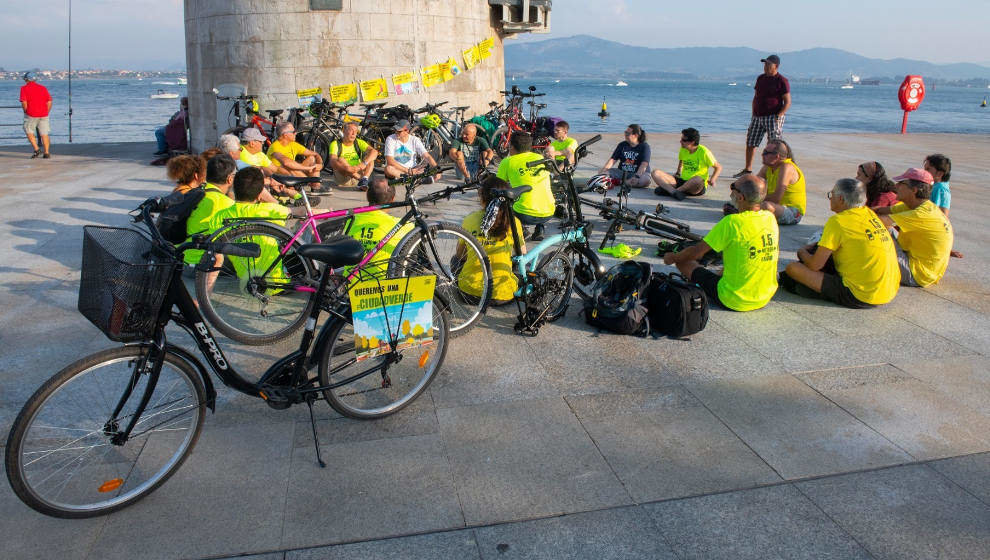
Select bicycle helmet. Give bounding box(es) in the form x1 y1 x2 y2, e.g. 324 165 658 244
419 113 441 130
585 173 612 193
248 98 259 114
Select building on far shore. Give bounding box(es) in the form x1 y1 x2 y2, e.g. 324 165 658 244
184 0 551 151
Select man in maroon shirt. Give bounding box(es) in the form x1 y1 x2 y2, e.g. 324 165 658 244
20 72 53 159
733 55 790 177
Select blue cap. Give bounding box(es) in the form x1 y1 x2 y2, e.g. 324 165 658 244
23 71 36 81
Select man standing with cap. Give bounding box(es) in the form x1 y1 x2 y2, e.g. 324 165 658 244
20 72 52 159
733 55 790 178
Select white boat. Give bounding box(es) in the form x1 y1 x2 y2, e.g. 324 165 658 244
151 89 179 99
840 83 854 90
554 79 560 83
177 77 187 85
615 80 628 86
728 82 737 86
152 81 176 85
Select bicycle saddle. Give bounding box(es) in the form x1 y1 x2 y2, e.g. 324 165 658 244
296 237 365 268
272 175 321 188
493 185 531 201
361 102 387 109
266 109 284 117
451 105 470 111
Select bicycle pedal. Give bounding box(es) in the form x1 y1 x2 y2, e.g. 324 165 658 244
259 386 294 410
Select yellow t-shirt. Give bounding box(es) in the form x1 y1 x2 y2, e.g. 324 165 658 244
496 151 555 218
766 158 806 216
459 209 523 301
819 206 900 304
206 201 292 289
550 137 578 162
327 138 370 167
266 140 308 162
183 184 234 266
702 210 779 311
678 145 717 182
239 146 272 168
890 200 953 287
344 210 414 274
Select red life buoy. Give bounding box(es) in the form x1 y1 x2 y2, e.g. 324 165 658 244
898 75 926 112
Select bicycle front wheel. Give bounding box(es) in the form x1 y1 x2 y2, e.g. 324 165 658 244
534 250 575 323
318 298 449 419
5 346 206 518
390 223 492 336
196 222 316 345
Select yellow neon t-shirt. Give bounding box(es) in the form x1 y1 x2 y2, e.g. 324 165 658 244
702 210 779 311
327 138 370 167
818 206 900 304
678 145 717 182
205 201 292 286
267 140 308 162
459 209 523 301
344 210 414 273
890 200 953 287
550 137 578 162
496 151 555 218
183 184 234 266
239 146 272 168
766 158 806 216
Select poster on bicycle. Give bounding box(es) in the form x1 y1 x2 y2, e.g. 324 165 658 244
348 275 436 361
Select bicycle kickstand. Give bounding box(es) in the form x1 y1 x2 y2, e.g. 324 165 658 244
305 394 327 468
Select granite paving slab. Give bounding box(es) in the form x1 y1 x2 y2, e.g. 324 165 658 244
0 476 106 560
891 355 990 417
929 453 990 506
287 529 480 559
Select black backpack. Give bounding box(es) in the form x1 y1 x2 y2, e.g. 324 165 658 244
155 186 217 244
646 272 709 338
583 260 652 336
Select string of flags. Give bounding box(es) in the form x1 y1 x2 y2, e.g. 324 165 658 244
295 36 496 107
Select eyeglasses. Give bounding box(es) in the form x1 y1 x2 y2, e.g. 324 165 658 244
762 150 778 156
624 131 635 136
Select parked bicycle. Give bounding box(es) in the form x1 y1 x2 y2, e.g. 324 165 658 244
197 171 493 345
490 85 553 161
5 196 451 518
217 94 302 148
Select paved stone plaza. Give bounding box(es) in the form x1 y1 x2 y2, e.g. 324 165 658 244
0 133 988 559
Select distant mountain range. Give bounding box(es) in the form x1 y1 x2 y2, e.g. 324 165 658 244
504 35 990 82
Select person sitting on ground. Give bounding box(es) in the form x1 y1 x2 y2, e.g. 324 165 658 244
384 119 440 182
663 174 778 312
449 123 494 182
183 154 237 267
652 127 722 200
328 121 378 191
166 154 206 194
922 153 962 258
545 120 578 166
343 176 415 274
599 124 652 188
458 175 525 305
154 97 188 156
737 138 805 225
207 166 293 292
873 168 953 288
856 161 898 208
781 178 900 308
200 147 223 161
222 131 312 207
266 122 325 182
496 132 556 242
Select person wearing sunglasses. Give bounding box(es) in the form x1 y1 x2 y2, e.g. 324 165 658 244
744 139 805 225
663 174 778 312
652 127 722 200
599 124 652 188
780 178 900 308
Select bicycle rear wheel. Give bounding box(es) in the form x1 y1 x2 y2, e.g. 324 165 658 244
5 346 206 518
196 222 316 345
534 250 575 323
318 298 449 419
390 223 491 336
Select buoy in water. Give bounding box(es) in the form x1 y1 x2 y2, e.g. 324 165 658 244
598 97 609 118
982 96 987 107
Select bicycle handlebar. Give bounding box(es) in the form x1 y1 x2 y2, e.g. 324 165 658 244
131 197 262 259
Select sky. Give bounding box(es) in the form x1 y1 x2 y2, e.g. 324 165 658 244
2 0 989 70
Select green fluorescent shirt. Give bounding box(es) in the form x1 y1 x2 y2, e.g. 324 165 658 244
678 145 717 182
702 210 779 311
183 185 234 265
496 151 555 218
550 137 578 161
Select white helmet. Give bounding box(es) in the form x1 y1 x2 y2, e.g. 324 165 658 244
585 173 612 193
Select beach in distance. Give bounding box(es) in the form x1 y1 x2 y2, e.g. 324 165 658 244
2 77 989 146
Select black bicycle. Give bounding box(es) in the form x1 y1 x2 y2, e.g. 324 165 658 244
4 196 451 518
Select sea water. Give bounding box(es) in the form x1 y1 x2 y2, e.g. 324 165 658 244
1 77 988 146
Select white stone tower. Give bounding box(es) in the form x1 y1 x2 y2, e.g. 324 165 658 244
184 0 550 150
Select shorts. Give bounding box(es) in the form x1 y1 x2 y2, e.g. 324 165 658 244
777 205 803 225
456 160 480 181
779 270 874 309
332 170 359 188
746 114 785 147
690 266 725 309
894 242 919 287
24 116 50 136
673 176 707 195
608 166 651 183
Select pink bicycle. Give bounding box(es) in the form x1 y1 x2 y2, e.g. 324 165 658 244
195 170 492 345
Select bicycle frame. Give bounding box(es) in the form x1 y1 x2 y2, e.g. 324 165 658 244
510 229 588 297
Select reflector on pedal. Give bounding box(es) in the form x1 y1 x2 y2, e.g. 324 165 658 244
98 478 124 493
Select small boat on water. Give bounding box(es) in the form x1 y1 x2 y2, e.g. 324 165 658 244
151 89 179 99
153 81 176 85
554 79 560 83
728 82 737 86
177 77 187 85
615 80 628 87
840 83 854 89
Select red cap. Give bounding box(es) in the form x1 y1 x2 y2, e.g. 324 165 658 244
892 167 934 185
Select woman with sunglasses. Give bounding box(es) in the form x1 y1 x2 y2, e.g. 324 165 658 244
599 124 652 188
856 161 897 208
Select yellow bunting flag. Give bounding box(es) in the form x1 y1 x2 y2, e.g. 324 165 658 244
445 57 462 79
329 83 358 104
421 64 443 88
462 45 480 70
360 78 389 102
438 60 453 82
295 87 322 107
478 37 495 59
392 71 418 95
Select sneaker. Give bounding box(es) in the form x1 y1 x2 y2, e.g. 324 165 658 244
672 189 687 201
153 150 168 156
312 184 333 194
30 149 41 159
424 176 435 185
653 186 668 197
529 225 545 242
731 169 752 178
722 203 739 216
42 153 51 159
357 177 369 191
291 196 321 207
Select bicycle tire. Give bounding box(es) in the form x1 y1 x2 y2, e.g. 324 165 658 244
362 127 389 170
5 346 206 518
641 215 703 243
390 222 492 337
420 129 445 165
534 250 575 323
490 126 510 161
318 298 449 419
304 130 335 174
565 244 603 304
195 222 316 345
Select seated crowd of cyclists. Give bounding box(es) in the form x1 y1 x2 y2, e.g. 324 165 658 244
165 117 956 315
